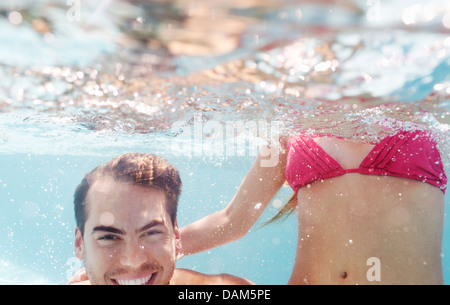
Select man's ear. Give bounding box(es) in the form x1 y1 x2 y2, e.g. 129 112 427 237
173 220 183 259
74 227 85 260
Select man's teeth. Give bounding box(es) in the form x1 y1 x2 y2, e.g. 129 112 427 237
116 274 153 285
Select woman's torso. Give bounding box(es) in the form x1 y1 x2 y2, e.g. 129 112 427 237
288 136 445 285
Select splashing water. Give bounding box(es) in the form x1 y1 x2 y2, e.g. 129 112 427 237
0 1 448 154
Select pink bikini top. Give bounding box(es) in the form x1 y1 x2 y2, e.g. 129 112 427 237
285 130 447 194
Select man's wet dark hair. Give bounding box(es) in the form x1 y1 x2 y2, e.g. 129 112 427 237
74 152 182 236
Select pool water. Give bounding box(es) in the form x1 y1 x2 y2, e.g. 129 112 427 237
0 0 449 284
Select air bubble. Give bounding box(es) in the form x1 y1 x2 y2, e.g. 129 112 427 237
99 212 115 226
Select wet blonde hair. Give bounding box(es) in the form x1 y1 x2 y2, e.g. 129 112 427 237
265 192 298 225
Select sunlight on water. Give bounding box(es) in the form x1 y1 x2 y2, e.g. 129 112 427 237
0 1 448 151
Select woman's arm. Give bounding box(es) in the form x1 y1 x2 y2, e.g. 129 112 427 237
179 142 287 256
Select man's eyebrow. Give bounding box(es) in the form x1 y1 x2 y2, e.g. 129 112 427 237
138 219 167 233
91 226 124 235
91 220 167 235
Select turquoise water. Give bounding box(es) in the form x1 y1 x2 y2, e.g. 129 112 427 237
0 0 449 284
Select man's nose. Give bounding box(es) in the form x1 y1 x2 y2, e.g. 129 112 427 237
119 239 147 268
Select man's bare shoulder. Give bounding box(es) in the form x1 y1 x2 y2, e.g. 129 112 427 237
171 268 254 285
67 268 90 285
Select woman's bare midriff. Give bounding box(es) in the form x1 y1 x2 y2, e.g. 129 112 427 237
289 174 444 285
288 136 444 285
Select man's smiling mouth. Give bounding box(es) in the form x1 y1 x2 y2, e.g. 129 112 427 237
112 272 157 285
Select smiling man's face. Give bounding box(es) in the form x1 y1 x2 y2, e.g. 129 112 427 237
74 176 181 285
